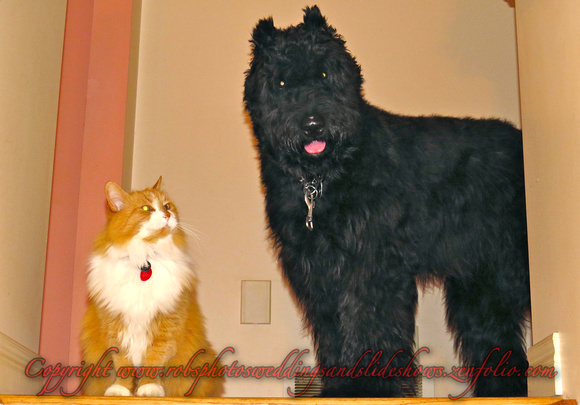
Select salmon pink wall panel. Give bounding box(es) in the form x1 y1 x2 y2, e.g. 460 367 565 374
40 0 134 385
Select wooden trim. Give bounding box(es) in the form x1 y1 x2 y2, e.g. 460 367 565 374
0 396 576 405
0 333 42 395
527 333 562 396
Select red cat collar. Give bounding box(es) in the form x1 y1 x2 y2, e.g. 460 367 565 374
140 261 152 281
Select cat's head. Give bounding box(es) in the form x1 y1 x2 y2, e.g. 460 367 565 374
102 177 184 247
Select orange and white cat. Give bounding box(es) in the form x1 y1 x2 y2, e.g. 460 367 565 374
81 177 223 397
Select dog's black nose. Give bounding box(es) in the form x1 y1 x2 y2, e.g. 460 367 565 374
301 115 325 136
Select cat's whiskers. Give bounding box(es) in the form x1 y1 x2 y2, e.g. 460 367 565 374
177 222 203 242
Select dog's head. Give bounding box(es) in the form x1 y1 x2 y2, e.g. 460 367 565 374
244 6 364 179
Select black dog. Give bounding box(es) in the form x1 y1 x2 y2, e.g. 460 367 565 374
244 6 529 397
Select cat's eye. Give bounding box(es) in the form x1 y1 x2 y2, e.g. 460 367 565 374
163 204 171 211
142 205 154 212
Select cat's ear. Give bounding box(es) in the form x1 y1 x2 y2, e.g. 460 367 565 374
105 182 128 212
152 176 162 190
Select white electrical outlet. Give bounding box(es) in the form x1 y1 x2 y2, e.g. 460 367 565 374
240 280 271 324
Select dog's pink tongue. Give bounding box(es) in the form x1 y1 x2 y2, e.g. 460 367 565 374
304 141 326 154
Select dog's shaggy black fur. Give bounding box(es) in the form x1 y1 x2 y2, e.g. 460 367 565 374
244 6 529 397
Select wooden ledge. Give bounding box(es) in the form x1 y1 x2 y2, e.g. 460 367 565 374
0 396 576 405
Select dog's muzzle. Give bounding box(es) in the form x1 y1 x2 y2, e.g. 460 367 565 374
302 114 327 154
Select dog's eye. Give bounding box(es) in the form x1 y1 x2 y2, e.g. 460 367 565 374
278 80 286 88
321 72 327 79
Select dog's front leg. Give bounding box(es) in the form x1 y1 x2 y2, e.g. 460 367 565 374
319 267 419 398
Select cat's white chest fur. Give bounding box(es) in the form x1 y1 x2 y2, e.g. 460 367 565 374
87 238 193 366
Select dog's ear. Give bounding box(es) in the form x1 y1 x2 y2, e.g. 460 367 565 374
303 5 327 28
303 5 337 35
251 17 276 48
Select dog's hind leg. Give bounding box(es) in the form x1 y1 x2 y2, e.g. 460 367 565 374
444 270 529 397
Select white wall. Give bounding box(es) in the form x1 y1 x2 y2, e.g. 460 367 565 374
130 1 519 397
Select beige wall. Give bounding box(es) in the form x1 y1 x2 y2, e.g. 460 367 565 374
0 0 65 352
0 0 65 394
516 0 580 398
131 1 519 396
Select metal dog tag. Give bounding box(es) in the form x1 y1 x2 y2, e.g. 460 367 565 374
301 177 323 231
305 193 315 230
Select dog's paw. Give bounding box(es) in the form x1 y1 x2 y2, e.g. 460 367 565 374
136 383 165 397
104 384 132 396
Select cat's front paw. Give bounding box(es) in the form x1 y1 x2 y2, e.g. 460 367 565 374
136 383 165 397
104 384 132 396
